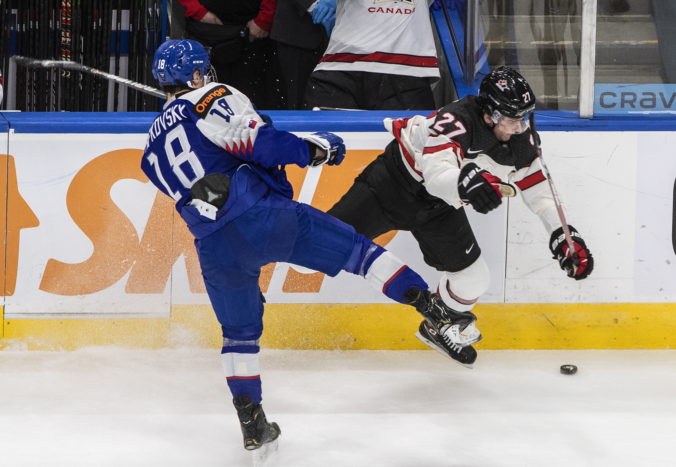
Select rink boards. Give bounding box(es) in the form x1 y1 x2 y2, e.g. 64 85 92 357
1 111 675 350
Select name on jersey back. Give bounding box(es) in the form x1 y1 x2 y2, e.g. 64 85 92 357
148 104 188 143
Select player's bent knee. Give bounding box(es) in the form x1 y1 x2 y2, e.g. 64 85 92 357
438 256 490 312
221 324 263 342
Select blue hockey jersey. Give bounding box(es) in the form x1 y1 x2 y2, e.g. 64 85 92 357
141 82 313 238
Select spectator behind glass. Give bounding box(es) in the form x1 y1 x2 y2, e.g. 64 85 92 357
270 1 330 110
651 0 676 83
304 0 440 110
177 0 286 110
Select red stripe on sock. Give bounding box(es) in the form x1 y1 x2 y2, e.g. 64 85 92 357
446 281 477 306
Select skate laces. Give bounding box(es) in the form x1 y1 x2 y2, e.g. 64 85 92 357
443 337 464 354
422 321 461 353
443 321 481 346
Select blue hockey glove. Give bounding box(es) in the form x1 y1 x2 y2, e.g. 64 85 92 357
311 0 336 25
321 12 335 36
303 132 346 167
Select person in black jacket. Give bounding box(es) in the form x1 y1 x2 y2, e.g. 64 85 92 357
270 1 330 109
177 0 285 110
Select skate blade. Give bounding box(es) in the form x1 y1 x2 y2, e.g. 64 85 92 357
252 438 279 467
416 331 474 369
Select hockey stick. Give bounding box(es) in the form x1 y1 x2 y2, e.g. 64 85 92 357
11 55 165 98
311 106 365 111
530 112 580 268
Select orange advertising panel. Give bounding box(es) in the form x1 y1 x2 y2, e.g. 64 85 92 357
1 131 509 321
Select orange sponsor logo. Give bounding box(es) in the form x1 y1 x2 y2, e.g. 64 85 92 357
0 154 40 296
7 149 393 297
194 85 231 116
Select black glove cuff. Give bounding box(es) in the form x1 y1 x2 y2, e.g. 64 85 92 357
459 162 480 180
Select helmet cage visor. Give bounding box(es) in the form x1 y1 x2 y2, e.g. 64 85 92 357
490 110 530 134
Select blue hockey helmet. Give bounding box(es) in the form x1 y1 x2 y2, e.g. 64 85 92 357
152 39 210 87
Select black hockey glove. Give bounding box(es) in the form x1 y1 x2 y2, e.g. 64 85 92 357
303 132 346 167
458 163 508 214
549 225 594 280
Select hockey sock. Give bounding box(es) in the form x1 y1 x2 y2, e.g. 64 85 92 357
343 236 429 303
221 336 262 404
364 247 429 304
437 258 490 312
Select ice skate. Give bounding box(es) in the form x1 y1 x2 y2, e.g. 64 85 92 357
416 319 478 367
233 396 281 451
405 287 482 345
406 287 481 366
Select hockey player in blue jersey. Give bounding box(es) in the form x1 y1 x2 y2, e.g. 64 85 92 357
142 39 481 451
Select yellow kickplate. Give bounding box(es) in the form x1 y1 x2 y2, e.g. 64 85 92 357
2 303 676 350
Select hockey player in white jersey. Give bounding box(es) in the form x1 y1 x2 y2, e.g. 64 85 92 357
142 39 482 452
329 66 594 363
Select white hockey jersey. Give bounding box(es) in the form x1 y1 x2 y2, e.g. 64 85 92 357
385 95 563 236
314 0 440 78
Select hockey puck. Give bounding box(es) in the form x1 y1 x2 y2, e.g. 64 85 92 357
560 364 578 375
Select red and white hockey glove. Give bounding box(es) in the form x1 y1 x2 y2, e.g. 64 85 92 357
458 163 513 214
549 225 594 280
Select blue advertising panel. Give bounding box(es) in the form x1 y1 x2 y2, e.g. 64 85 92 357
595 84 676 115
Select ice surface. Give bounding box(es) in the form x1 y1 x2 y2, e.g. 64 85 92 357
0 348 674 466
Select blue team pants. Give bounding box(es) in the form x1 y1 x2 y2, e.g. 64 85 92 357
196 193 366 339
195 191 427 403
196 192 375 403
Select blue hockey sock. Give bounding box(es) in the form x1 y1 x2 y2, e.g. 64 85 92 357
344 235 429 304
380 264 429 304
221 336 262 404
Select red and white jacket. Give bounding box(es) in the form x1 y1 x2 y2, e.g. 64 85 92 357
314 0 440 78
